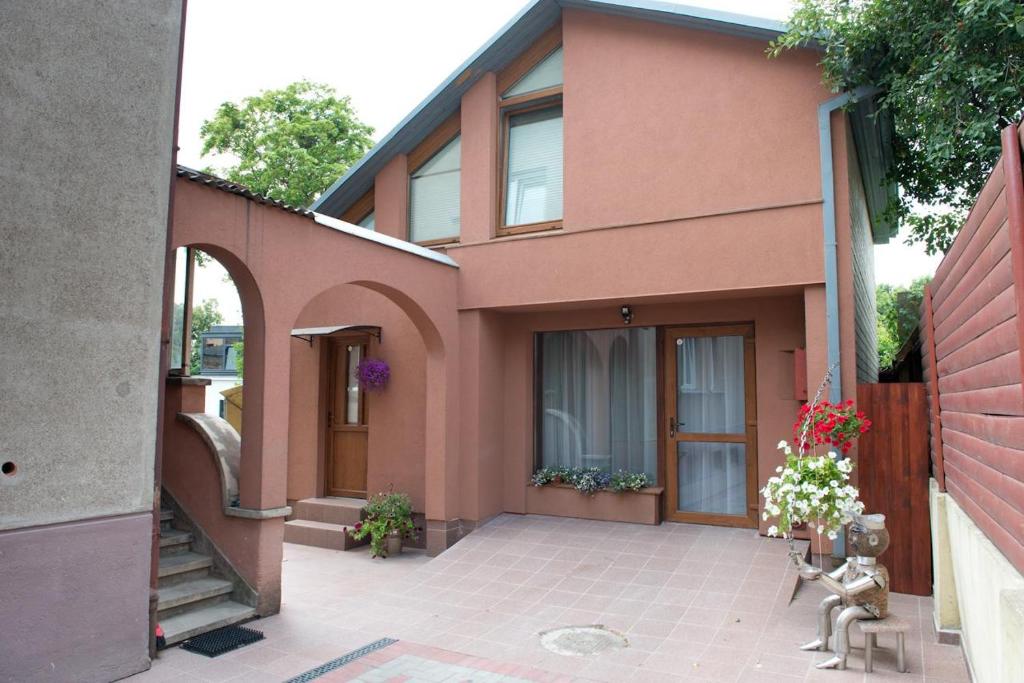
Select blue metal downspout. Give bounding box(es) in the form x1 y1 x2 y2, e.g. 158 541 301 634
817 86 879 558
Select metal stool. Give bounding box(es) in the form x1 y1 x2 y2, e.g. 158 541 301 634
859 615 910 673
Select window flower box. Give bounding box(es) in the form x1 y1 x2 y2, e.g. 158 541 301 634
525 483 664 525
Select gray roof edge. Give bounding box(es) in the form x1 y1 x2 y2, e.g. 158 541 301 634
312 213 459 268
312 0 795 218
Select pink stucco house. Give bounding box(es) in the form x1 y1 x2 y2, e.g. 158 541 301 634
293 1 893 544
158 0 898 643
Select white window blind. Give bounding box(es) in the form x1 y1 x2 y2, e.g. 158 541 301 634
410 135 460 242
505 107 562 226
357 211 375 230
504 47 563 98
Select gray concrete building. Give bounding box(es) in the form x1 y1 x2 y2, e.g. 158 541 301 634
0 1 184 680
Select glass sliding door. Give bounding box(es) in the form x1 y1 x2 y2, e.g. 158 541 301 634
665 325 758 527
537 327 657 480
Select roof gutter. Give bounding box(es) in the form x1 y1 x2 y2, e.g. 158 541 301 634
817 85 879 403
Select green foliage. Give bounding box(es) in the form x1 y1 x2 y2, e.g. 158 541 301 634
189 298 223 375
200 80 374 208
771 0 1024 254
348 491 416 558
232 341 244 380
876 276 930 368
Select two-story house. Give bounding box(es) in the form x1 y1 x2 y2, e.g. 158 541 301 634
279 0 894 553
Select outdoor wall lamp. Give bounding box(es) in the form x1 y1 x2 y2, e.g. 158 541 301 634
621 305 633 325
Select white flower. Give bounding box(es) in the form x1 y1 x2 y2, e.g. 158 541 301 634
777 440 788 450
767 525 779 537
775 466 783 473
827 530 838 540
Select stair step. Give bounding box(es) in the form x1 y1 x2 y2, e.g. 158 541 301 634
284 519 367 551
157 576 234 612
159 529 192 549
159 600 256 647
160 508 173 522
158 551 212 579
290 497 366 527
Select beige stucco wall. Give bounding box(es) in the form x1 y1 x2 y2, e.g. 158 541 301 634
932 479 1024 682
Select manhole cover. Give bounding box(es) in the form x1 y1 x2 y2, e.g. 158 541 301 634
539 625 629 656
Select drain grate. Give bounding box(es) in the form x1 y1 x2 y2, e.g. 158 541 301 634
180 624 264 657
539 624 629 656
285 638 398 682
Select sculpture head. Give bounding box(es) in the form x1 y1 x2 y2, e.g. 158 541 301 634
848 513 889 559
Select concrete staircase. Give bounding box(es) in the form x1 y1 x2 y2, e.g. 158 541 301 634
284 497 368 550
157 507 255 646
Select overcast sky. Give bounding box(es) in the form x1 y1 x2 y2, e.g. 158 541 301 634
178 0 939 323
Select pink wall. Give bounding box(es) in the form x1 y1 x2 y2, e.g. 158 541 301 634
287 285 428 511
561 9 827 230
495 294 805 532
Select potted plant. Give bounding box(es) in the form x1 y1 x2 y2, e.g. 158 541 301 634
762 369 872 558
356 357 390 391
348 490 416 558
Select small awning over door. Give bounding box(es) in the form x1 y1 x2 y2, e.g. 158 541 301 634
290 324 381 345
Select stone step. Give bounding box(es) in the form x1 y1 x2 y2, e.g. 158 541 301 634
290 497 366 527
157 576 234 613
284 519 367 551
159 529 192 554
158 551 212 583
160 508 173 522
159 600 256 647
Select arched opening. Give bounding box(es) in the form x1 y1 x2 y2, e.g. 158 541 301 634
285 280 444 530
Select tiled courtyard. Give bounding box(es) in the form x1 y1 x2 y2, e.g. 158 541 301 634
132 515 970 682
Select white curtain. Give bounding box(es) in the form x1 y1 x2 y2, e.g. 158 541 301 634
539 328 656 479
675 335 746 515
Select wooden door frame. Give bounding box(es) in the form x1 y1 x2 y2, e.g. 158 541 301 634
663 323 758 528
323 335 370 498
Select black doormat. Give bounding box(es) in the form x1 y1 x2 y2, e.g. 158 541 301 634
180 624 264 657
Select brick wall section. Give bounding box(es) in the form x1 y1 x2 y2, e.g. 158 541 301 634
921 122 1024 575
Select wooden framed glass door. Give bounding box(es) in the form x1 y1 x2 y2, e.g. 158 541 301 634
325 339 368 498
664 324 758 527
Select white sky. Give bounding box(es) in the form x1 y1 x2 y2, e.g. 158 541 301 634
178 0 940 324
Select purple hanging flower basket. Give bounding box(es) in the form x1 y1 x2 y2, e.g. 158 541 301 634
356 357 390 391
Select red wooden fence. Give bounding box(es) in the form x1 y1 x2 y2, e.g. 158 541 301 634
856 383 932 595
920 122 1024 576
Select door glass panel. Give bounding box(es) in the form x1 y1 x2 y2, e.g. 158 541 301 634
345 345 362 425
676 335 745 434
677 442 746 515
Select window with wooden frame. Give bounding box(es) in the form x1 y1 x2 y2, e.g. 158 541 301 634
408 113 461 245
341 188 375 231
497 26 563 237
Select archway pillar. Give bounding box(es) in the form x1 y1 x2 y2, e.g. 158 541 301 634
424 336 461 555
239 314 291 510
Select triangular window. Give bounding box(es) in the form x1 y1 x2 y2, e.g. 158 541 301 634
503 47 563 98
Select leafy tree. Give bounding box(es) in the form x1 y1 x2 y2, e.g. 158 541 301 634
189 299 224 375
876 277 930 368
232 341 244 380
771 1 1024 254
200 80 374 208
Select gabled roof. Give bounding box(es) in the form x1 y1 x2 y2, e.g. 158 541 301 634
311 0 791 217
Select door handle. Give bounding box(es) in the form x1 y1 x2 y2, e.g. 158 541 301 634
669 417 676 438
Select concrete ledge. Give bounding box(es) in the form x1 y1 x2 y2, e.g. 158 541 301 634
224 506 292 520
525 485 664 525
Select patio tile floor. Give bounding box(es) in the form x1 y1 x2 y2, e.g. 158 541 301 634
130 514 970 682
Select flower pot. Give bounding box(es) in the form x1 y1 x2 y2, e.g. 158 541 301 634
385 531 402 557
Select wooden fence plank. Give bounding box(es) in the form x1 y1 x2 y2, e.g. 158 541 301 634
856 383 932 595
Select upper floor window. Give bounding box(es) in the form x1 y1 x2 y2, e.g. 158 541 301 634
500 46 563 236
357 210 375 230
409 134 461 244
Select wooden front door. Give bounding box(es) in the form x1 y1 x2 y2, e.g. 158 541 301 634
325 339 368 498
664 324 758 527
